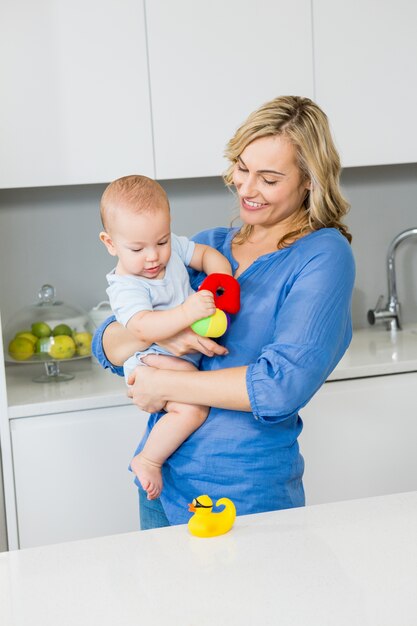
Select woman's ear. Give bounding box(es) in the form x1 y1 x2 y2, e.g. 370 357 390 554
99 231 117 256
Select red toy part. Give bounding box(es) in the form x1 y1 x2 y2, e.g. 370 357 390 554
199 273 240 314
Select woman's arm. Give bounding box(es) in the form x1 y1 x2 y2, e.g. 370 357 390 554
127 365 250 414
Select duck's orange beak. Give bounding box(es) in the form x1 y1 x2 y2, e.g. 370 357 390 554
188 502 196 512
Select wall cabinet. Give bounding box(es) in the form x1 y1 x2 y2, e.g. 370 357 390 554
313 0 417 167
1 1 416 188
0 0 154 188
146 0 314 179
11 403 148 549
300 372 417 505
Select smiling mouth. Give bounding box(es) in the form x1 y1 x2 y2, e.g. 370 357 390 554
145 265 160 273
242 198 268 210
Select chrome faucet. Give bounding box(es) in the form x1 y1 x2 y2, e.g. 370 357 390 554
367 227 417 331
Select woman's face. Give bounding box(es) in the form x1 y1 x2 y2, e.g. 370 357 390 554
232 134 310 230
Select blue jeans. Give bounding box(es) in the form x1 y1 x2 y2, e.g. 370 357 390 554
139 487 170 530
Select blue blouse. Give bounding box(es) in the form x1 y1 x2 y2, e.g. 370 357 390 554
93 227 355 524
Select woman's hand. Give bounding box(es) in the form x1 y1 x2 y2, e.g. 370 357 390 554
157 327 228 358
127 367 166 413
127 362 251 413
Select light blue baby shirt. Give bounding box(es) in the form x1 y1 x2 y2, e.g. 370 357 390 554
93 227 355 524
106 233 195 326
106 233 200 369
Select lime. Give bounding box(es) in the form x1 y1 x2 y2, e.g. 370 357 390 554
73 331 92 356
15 331 38 346
8 337 35 361
35 337 53 355
31 321 52 338
52 323 73 337
48 335 76 360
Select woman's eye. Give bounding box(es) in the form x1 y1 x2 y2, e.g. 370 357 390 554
263 178 277 186
236 163 248 173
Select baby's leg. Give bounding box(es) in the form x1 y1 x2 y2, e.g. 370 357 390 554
131 355 209 500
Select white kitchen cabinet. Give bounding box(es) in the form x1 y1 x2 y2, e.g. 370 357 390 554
313 0 417 167
0 0 154 188
2 2 417 189
146 0 314 179
10 403 148 549
300 372 417 505
2 325 417 550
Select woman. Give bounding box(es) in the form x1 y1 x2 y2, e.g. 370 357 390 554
94 96 355 529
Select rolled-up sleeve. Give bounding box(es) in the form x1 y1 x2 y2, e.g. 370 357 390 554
92 315 124 377
246 240 355 424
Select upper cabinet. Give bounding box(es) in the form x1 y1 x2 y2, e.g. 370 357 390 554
2 1 416 188
146 0 314 179
313 0 417 167
0 0 154 188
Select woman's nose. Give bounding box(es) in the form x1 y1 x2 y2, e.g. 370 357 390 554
238 174 257 197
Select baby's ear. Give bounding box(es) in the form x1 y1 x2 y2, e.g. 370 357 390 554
99 231 117 256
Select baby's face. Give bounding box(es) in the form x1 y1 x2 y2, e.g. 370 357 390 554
109 206 172 279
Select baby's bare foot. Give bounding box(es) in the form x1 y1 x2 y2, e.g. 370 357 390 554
131 453 163 500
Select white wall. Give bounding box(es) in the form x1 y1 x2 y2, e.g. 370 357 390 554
0 164 417 330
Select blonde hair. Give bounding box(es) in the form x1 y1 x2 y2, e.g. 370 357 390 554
224 96 351 247
100 174 169 231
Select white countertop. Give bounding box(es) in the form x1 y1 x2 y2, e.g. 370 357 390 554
328 324 417 381
0 491 416 626
5 359 129 419
5 324 417 419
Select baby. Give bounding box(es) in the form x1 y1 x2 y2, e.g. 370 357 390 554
99 175 232 500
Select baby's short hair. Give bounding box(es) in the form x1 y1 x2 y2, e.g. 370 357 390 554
100 174 169 231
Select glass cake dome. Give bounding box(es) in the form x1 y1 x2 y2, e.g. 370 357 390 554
3 284 93 382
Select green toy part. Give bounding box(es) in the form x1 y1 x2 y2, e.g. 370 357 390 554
191 308 228 338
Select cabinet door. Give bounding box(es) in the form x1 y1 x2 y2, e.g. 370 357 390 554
313 0 417 167
0 0 153 188
146 0 314 179
11 404 148 549
299 373 417 505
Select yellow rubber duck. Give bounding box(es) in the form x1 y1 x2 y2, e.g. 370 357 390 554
187 495 236 538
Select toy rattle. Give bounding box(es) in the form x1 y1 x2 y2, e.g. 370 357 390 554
191 273 240 338
188 494 236 538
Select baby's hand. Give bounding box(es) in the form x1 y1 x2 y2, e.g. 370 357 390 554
182 290 216 325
